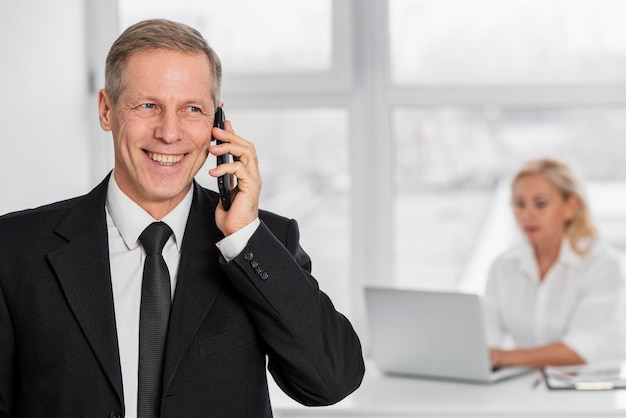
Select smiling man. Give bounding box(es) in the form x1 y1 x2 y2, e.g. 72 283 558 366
99 48 217 220
0 19 364 418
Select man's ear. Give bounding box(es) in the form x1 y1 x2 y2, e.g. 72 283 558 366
98 89 113 132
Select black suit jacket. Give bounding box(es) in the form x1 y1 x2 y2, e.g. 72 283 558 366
0 175 364 417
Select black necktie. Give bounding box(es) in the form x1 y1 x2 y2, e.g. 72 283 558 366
137 221 173 418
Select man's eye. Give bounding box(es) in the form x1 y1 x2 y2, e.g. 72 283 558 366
182 106 206 120
134 103 160 117
136 103 158 112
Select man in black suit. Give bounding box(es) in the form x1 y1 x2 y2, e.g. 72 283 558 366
0 19 364 418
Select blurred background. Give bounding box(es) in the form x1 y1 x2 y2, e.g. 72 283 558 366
4 0 626 340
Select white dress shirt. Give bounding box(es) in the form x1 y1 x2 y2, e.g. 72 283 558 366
105 175 259 418
483 237 625 365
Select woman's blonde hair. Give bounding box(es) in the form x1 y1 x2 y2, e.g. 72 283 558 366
512 158 597 255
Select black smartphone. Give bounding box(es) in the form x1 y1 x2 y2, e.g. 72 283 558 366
213 106 232 210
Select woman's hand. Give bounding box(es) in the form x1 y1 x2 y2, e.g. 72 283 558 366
489 343 585 369
489 348 506 369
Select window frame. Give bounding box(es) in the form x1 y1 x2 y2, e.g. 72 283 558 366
85 0 626 341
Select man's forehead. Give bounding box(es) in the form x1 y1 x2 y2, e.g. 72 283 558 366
121 50 214 95
125 48 212 69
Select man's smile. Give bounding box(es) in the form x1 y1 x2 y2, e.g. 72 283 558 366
146 151 185 166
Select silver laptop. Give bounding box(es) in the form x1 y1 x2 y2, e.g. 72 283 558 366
364 286 530 384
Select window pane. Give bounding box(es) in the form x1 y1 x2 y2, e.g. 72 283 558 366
196 108 351 312
119 0 332 72
389 0 626 85
393 106 626 290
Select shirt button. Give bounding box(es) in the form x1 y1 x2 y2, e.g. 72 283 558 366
244 252 254 261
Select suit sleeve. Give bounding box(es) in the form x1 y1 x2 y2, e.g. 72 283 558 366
219 219 365 406
0 278 15 417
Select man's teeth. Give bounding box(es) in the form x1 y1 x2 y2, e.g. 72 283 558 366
147 152 184 166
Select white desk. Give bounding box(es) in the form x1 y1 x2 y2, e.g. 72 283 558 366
270 363 626 417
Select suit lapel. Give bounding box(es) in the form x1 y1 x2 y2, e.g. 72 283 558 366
46 178 224 400
163 182 225 391
47 175 124 405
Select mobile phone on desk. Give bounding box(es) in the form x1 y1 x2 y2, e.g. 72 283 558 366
213 106 232 210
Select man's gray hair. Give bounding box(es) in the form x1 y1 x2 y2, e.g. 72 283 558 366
104 18 222 107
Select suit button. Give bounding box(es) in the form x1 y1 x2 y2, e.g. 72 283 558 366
109 412 122 418
244 252 254 261
260 271 269 281
251 260 259 268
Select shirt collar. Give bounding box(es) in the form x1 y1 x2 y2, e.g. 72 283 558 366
514 236 584 281
105 173 193 252
559 236 586 267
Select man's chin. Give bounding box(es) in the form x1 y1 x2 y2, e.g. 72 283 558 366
140 181 192 205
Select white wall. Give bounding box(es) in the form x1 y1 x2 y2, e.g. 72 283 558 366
0 0 94 215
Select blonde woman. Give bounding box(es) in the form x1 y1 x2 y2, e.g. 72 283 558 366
484 158 623 369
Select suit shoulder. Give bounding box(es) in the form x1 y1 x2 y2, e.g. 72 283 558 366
1 195 82 221
258 209 291 225
192 182 294 228
258 209 298 239
192 182 297 240
0 196 84 240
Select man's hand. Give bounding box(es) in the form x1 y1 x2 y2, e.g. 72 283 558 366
209 119 261 236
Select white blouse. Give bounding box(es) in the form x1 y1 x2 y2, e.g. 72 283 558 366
483 238 625 364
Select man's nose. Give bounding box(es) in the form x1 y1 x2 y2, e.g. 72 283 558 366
154 110 182 143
